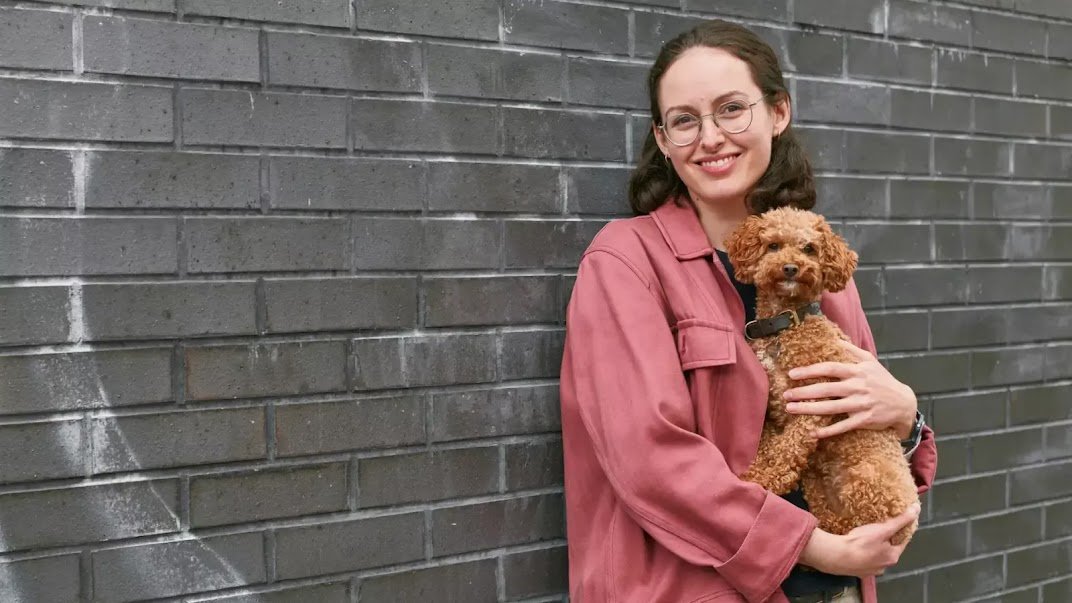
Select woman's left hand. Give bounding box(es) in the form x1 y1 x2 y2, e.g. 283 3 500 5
783 340 917 440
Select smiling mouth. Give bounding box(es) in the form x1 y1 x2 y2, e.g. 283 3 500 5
698 154 739 168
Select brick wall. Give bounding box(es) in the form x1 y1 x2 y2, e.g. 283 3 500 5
0 0 1069 601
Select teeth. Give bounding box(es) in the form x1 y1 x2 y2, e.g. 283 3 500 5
701 155 736 167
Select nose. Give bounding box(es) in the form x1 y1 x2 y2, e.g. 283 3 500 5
698 114 726 148
782 264 798 278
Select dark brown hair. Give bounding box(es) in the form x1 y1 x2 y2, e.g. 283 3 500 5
627 20 816 215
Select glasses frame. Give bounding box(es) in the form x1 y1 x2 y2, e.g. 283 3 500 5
659 97 766 147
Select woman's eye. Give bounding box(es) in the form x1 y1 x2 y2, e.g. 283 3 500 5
767 242 780 252
670 114 699 128
719 103 745 115
802 243 816 254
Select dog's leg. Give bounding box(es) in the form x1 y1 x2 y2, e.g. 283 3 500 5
741 412 830 495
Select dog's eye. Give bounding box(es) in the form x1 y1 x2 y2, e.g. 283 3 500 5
767 242 780 252
802 243 816 255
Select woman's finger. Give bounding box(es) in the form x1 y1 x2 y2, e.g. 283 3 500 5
813 413 868 439
783 381 856 402
838 339 876 361
785 398 865 416
788 362 857 381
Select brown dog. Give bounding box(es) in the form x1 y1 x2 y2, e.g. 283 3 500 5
726 207 918 545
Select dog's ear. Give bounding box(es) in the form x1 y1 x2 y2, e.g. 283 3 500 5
725 215 765 284
817 217 858 292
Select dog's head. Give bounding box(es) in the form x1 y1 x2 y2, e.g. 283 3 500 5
725 207 857 300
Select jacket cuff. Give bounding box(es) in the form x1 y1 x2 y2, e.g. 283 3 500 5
717 492 817 603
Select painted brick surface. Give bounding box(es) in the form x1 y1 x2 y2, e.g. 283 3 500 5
0 1 1068 600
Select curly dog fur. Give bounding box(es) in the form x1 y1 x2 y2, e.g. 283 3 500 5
726 207 919 545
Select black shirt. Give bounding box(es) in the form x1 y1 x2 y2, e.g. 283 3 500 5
714 249 856 596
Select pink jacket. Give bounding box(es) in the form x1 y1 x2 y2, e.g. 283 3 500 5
560 200 938 603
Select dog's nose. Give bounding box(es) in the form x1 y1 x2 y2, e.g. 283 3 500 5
783 264 798 278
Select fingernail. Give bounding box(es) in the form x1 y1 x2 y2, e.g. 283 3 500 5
785 403 797 412
788 369 801 378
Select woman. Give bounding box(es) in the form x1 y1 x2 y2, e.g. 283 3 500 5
559 20 937 603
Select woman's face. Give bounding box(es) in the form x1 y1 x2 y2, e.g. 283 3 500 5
654 46 790 209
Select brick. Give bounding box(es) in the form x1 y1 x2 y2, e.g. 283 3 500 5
427 45 563 102
0 9 72 70
190 462 348 527
797 127 845 171
972 346 1047 387
1011 460 1072 504
846 38 932 85
884 352 972 394
971 508 1043 555
783 30 843 77
92 533 265 601
91 407 265 473
185 217 348 273
359 447 499 507
931 474 1007 521
0 555 81 603
685 0 787 18
973 11 1047 56
1014 142 1072 179
265 277 417 333
270 156 423 211
185 340 346 401
183 89 346 148
1015 59 1072 100
0 217 177 277
972 428 1046 472
934 436 969 479
360 560 498 602
502 107 626 160
84 17 258 81
506 440 563 491
353 100 498 154
889 179 970 218
1045 579 1072 603
974 97 1047 137
1046 266 1072 300
185 0 348 27
431 385 561 442
201 583 349 603
795 0 884 32
424 276 559 327
427 162 561 214
890 90 972 133
891 1 970 46
1054 105 1072 140
633 13 709 58
50 0 173 9
1007 304 1072 343
869 310 929 353
974 183 1054 219
567 167 631 215
0 148 73 208
432 493 564 556
1008 540 1072 587
0 480 178 552
1047 500 1072 538
0 348 172 415
876 574 924 602
501 329 565 380
275 395 424 457
86 151 259 209
897 521 968 571
567 58 648 110
82 281 255 340
813 177 884 219
0 79 172 142
353 218 501 270
1052 22 1072 60
930 391 1006 435
934 137 1012 177
275 513 424 579
936 49 1014 93
1011 384 1071 425
854 268 883 310
934 223 1010 261
0 286 69 346
796 80 890 126
1046 424 1072 460
504 0 628 53
267 32 420 92
505 220 605 268
352 333 497 389
931 307 1009 348
843 131 931 174
0 418 83 483
927 555 1004 600
839 223 930 264
503 546 567 599
356 0 498 39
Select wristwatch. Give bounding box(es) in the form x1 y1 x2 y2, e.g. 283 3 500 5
901 410 926 458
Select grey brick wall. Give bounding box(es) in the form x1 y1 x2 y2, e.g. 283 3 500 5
0 0 1068 601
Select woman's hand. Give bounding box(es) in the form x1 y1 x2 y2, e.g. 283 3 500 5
800 503 921 577
782 340 917 440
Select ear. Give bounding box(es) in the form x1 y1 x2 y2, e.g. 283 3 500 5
817 218 858 292
769 93 791 139
725 216 766 284
652 121 670 157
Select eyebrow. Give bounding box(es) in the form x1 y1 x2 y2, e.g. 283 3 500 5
663 90 750 117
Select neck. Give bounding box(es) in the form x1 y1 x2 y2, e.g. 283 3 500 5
689 193 750 251
755 293 821 320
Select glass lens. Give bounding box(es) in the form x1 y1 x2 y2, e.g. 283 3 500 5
665 112 700 145
716 101 752 134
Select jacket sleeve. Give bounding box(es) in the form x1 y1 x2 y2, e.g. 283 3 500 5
564 249 817 603
843 279 938 495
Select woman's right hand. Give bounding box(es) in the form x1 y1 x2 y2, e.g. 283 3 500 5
799 503 921 577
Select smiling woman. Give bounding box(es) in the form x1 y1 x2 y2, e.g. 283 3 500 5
560 19 937 603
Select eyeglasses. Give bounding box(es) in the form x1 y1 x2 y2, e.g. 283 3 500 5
659 97 764 146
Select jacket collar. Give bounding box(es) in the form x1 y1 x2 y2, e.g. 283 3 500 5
650 198 714 260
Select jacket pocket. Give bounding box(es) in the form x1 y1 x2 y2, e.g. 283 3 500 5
674 319 736 370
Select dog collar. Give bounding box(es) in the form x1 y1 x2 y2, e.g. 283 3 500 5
744 302 823 340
